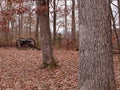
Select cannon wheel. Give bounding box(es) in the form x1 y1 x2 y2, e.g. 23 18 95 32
27 38 36 49
16 38 25 50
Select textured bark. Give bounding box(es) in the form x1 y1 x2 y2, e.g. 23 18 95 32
37 0 56 67
78 0 116 90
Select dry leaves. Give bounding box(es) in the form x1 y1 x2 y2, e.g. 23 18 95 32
0 48 119 90
0 48 78 90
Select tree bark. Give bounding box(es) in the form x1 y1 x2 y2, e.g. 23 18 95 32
53 0 57 45
78 0 116 90
71 0 76 49
37 0 57 67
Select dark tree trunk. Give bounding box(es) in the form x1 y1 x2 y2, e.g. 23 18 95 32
71 0 76 49
18 14 21 38
78 0 116 90
53 0 57 45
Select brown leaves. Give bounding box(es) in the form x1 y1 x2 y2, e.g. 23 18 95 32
36 6 49 15
0 48 120 89
0 48 78 89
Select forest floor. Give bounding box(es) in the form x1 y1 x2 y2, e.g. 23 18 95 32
0 48 119 90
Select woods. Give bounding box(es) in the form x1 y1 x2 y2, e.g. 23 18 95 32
0 0 120 90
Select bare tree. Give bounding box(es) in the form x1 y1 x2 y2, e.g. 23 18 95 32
64 0 68 50
110 4 120 53
78 0 116 90
71 0 76 49
37 0 57 68
53 0 57 45
117 0 120 30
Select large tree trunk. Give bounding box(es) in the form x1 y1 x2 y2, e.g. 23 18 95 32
37 0 57 68
78 0 116 90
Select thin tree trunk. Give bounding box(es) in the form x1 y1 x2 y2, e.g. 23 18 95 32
53 0 57 45
110 5 120 53
37 0 57 67
11 21 14 46
35 14 39 48
21 14 23 34
78 0 116 90
29 13 32 37
71 0 76 49
64 0 68 50
35 0 40 48
117 0 120 31
18 14 21 38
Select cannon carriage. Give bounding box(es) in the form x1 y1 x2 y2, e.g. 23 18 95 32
16 38 36 50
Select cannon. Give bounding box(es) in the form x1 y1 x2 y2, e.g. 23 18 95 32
16 38 36 50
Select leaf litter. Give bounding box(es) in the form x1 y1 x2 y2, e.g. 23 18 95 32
0 48 119 90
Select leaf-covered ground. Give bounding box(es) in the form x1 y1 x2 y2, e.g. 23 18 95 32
0 48 119 90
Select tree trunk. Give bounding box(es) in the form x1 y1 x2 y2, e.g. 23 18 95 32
117 0 120 30
35 14 39 48
29 10 32 38
53 0 57 45
21 14 23 34
110 5 120 53
117 0 120 53
78 0 116 90
37 0 57 68
71 0 76 49
35 0 40 48
18 14 22 38
64 0 68 50
11 21 14 46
